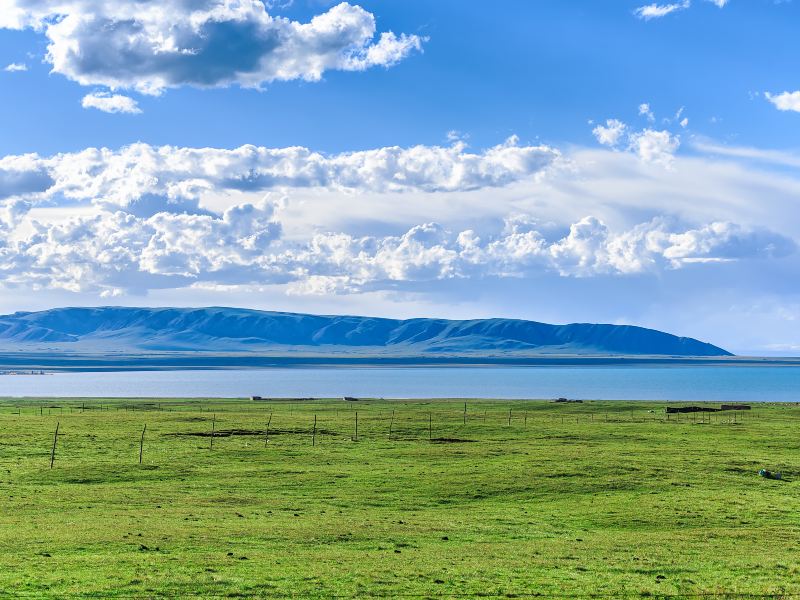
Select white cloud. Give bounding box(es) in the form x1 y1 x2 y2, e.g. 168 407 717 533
592 119 680 166
0 154 54 200
592 119 627 147
81 92 142 114
765 91 800 113
2 198 282 292
628 129 681 167
691 138 800 168
0 138 559 213
634 0 727 19
3 62 27 72
0 1 424 95
634 1 691 20
639 103 655 122
0 206 790 296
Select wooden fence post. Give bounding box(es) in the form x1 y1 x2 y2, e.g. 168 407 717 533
265 413 272 447
210 414 216 449
312 414 317 446
50 422 60 469
139 424 147 464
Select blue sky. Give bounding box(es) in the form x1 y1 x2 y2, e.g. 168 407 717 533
1 0 800 354
3 0 800 155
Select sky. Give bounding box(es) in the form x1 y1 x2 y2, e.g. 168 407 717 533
1 0 799 355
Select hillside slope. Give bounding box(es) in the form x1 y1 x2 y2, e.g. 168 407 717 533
0 307 732 356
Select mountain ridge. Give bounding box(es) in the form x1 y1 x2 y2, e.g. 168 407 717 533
0 306 732 357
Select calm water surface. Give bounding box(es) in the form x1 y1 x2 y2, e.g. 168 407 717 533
1 366 799 401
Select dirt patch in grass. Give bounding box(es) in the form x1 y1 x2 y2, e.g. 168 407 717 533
430 438 477 444
169 428 340 438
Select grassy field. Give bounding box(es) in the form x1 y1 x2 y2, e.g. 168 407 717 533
1 397 799 598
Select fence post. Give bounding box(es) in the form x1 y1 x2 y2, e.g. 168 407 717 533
312 414 317 446
139 424 147 464
264 413 272 447
50 422 60 469
210 414 216 449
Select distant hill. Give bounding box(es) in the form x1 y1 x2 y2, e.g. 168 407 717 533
0 307 732 357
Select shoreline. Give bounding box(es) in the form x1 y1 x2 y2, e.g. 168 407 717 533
1 352 799 372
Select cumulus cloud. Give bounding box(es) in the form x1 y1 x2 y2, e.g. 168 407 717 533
0 154 55 200
2 198 282 292
0 1 424 95
592 119 627 147
765 91 800 113
81 92 142 114
3 62 27 72
0 138 559 213
1 202 791 296
628 129 681 167
592 119 680 166
634 1 691 20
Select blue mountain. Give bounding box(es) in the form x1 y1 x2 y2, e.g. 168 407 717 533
0 306 732 356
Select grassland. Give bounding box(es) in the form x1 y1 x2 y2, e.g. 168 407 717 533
1 397 799 598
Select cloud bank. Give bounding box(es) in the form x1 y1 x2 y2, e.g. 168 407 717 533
0 137 795 297
1 205 791 296
0 138 559 213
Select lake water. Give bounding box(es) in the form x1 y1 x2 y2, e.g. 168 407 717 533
1 366 799 401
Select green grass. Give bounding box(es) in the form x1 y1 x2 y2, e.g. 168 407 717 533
1 397 799 598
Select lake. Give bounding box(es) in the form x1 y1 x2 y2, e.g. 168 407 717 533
1 366 799 401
